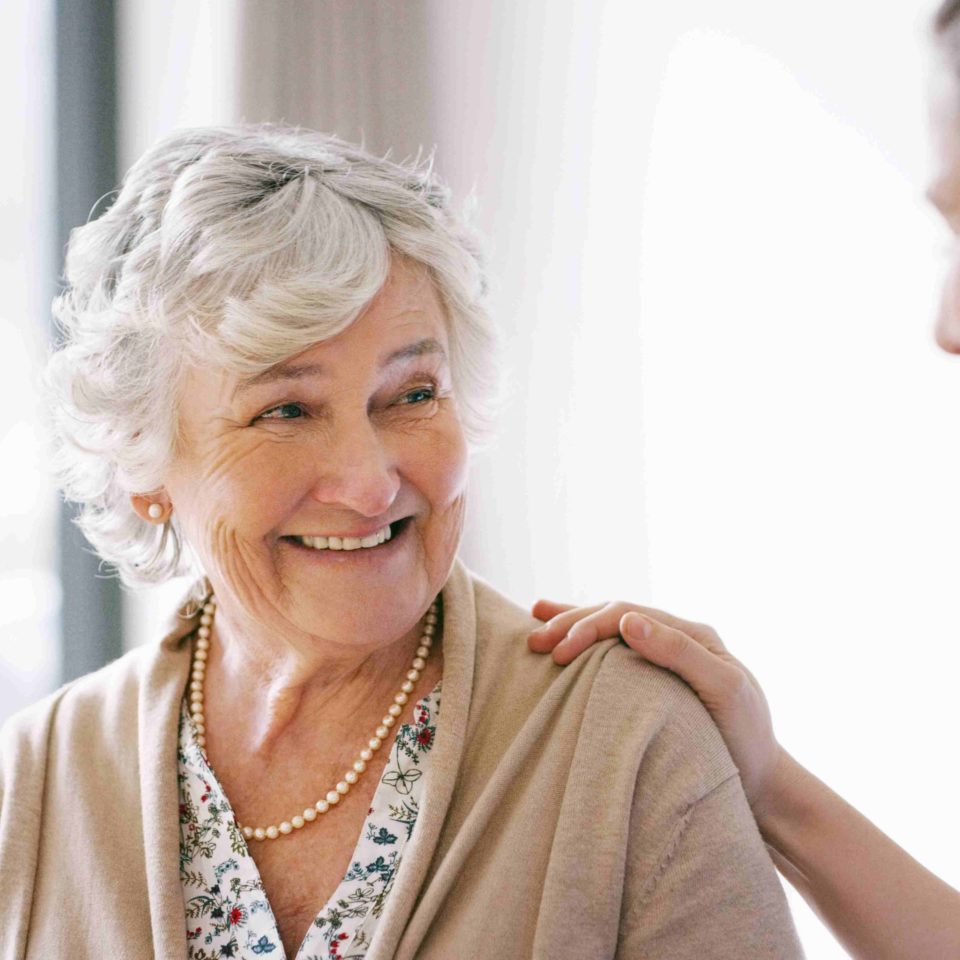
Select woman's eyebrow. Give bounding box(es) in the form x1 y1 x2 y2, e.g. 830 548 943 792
233 338 446 398
233 362 326 397
379 337 445 369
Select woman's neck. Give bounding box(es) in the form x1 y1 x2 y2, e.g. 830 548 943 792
202 604 433 757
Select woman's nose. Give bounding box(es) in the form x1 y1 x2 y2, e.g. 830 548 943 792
936 249 960 354
307 419 401 518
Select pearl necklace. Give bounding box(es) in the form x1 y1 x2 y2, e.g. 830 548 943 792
187 595 439 842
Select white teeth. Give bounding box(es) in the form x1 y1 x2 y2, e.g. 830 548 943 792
295 523 394 552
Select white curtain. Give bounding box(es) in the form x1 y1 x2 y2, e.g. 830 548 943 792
235 1 436 162
228 0 635 601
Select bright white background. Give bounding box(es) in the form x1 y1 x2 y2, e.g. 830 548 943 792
4 1 958 955
579 6 960 954
0 0 58 719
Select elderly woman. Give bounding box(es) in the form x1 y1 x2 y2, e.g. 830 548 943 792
0 127 801 959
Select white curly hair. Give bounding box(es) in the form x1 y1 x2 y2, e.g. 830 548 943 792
46 125 498 587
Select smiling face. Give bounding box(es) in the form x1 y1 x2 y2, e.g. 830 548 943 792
161 257 469 650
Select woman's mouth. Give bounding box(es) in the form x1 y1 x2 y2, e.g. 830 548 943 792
283 518 413 553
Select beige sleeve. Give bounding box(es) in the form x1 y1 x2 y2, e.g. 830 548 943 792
0 696 60 960
618 774 805 959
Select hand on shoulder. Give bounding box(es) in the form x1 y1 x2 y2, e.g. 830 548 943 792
527 599 783 811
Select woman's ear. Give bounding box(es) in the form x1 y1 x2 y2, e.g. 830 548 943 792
131 492 173 524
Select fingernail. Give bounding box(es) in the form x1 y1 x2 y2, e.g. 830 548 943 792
622 614 646 639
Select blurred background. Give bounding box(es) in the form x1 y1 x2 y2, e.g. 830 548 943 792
2 0 957 954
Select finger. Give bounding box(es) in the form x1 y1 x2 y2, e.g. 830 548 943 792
529 603 604 640
531 599 575 622
620 612 739 701
528 603 605 653
531 598 730 661
616 605 729 656
548 598 707 659
546 599 727 656
550 602 637 664
528 603 570 652
528 605 599 653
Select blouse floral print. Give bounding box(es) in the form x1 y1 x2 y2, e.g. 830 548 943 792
177 681 441 960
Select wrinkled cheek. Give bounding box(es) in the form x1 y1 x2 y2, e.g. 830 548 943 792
437 429 469 516
191 513 287 623
936 253 960 354
173 471 286 612
439 490 468 550
192 513 253 585
426 430 470 564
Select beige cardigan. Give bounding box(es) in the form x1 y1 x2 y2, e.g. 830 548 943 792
0 560 803 959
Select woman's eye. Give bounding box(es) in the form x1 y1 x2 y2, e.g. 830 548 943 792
258 402 305 421
398 386 436 405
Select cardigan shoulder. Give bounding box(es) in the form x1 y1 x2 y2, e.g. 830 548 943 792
0 643 162 960
405 569 797 959
0 641 182 867
466 572 739 811
0 638 192 960
1 577 201 762
1 642 167 758
3 575 206 760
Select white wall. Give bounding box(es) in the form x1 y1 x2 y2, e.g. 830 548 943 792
423 0 643 598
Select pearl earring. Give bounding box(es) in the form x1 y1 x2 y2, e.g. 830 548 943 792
147 503 164 520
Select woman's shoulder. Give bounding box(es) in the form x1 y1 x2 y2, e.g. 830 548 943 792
466 571 738 806
2 582 200 758
469 567 724 731
1 639 187 770
0 635 191 958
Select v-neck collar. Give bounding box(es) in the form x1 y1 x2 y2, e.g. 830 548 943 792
177 681 443 959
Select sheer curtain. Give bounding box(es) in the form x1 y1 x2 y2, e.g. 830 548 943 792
235 1 436 161
231 0 629 599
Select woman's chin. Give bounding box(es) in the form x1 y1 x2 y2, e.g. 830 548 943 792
275 523 439 640
288 598 427 652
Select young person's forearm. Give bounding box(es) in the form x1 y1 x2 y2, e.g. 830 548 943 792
756 750 960 960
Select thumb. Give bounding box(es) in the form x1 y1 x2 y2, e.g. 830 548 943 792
620 612 733 703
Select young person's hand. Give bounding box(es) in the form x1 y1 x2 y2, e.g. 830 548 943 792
528 599 780 808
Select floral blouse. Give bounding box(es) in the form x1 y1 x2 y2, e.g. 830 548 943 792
177 681 442 960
